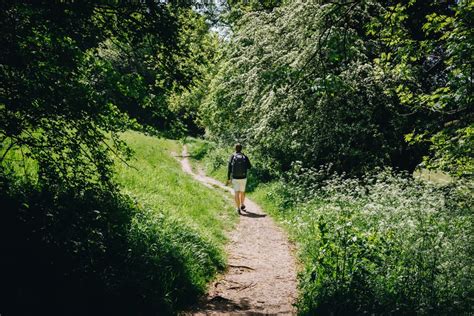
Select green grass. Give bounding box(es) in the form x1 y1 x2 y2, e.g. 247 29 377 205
115 131 236 249
1 131 236 248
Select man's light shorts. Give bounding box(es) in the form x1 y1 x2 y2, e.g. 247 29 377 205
232 178 247 192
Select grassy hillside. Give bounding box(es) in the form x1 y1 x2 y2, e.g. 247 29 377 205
115 131 236 246
1 132 237 315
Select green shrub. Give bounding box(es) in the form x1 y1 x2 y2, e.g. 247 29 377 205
203 145 229 176
185 138 215 161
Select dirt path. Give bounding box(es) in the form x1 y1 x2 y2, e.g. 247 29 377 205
179 146 298 315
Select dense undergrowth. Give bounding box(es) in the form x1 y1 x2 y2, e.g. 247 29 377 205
0 131 234 316
188 138 473 315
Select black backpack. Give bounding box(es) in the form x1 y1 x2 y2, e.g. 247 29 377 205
231 153 248 178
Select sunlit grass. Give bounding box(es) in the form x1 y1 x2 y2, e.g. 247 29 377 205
115 131 237 247
1 140 38 180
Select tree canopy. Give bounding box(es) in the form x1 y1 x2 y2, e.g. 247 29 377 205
198 0 473 178
0 0 215 187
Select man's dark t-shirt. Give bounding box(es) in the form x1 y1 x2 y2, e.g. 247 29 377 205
227 152 252 180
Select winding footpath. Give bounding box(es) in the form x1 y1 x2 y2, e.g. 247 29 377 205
179 146 298 315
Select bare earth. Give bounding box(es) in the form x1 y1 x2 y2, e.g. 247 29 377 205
178 146 298 315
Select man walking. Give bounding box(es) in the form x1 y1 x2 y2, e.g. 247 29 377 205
226 143 252 215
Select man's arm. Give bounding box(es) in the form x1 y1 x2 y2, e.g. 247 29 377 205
247 155 252 169
227 155 233 180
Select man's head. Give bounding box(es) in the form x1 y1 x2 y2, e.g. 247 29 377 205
235 143 242 153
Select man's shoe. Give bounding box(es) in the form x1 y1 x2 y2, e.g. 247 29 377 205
240 204 246 211
236 207 241 215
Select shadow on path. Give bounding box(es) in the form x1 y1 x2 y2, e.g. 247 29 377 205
240 211 267 218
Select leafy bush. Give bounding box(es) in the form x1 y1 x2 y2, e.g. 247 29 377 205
264 169 473 315
204 145 229 174
0 171 224 316
185 138 216 161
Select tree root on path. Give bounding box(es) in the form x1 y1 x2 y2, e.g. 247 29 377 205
228 282 257 292
229 264 255 270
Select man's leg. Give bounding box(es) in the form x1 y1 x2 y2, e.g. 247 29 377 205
239 179 247 211
241 191 246 206
234 191 241 209
232 179 241 212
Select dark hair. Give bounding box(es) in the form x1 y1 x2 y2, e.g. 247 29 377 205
235 143 242 152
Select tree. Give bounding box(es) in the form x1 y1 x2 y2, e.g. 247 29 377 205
372 0 473 177
0 0 201 186
0 2 223 314
200 0 427 175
